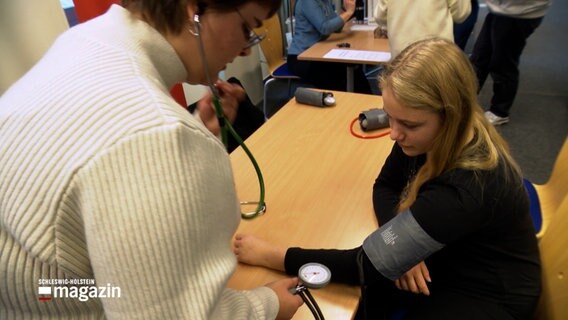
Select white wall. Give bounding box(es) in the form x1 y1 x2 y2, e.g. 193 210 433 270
0 0 69 94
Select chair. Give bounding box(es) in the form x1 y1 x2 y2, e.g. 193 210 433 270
524 138 568 239
287 0 296 35
534 196 568 319
73 0 120 23
255 13 300 119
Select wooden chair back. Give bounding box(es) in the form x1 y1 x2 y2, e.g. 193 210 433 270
535 196 568 319
255 13 286 75
534 138 568 238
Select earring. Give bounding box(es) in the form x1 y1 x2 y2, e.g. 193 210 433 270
188 23 198 36
188 14 200 36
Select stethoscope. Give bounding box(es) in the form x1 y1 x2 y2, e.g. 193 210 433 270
194 15 329 319
192 13 266 219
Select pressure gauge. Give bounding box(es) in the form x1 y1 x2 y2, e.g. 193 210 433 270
298 263 331 289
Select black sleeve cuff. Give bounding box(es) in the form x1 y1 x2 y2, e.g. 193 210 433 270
284 246 384 286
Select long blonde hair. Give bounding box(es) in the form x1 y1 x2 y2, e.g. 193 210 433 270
379 38 523 211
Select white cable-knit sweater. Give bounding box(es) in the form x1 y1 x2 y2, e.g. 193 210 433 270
0 5 278 319
374 0 471 58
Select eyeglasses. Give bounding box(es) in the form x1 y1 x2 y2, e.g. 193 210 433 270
235 9 266 49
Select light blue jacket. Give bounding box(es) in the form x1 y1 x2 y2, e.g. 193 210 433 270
288 0 345 55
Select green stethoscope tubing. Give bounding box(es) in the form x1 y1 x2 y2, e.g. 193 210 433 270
193 12 266 219
213 97 266 220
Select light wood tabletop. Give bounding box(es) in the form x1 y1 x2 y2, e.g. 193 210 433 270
298 27 390 92
228 91 394 319
298 29 390 65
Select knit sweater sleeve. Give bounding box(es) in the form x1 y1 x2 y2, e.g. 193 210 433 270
213 287 279 319
448 0 471 24
373 0 389 26
71 122 278 319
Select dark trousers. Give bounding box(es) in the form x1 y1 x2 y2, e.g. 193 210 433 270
453 0 479 50
287 54 373 94
470 13 543 117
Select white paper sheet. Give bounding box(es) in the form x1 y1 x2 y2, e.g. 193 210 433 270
323 49 391 63
350 24 378 31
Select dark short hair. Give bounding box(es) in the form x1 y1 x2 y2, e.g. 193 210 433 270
121 0 282 34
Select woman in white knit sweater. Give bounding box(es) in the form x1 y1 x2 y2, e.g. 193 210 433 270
373 0 472 58
0 0 303 319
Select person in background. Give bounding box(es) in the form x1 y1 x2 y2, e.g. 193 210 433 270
234 38 541 319
373 0 471 58
453 0 479 51
0 0 303 319
470 0 551 125
287 0 373 94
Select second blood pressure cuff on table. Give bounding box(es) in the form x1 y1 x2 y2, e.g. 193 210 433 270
362 210 444 281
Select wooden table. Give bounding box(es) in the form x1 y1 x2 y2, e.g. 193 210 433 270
228 91 394 319
298 27 390 92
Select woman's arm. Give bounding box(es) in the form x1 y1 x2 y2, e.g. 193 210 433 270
285 247 392 288
372 143 415 224
366 172 488 281
301 0 352 36
448 0 472 23
234 235 391 287
80 125 281 319
339 0 356 24
373 0 389 26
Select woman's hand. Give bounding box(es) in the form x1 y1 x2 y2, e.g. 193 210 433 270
374 25 388 39
196 80 242 136
266 277 304 320
343 0 356 14
394 261 431 295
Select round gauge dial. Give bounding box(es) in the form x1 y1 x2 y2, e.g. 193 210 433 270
298 263 331 289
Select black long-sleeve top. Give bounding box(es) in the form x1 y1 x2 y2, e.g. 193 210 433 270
285 143 541 319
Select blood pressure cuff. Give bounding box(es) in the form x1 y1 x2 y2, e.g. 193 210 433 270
362 209 444 281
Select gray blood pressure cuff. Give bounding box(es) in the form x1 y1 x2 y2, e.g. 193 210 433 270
362 209 444 281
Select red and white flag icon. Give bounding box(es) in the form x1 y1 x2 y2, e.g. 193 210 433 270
38 286 52 301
